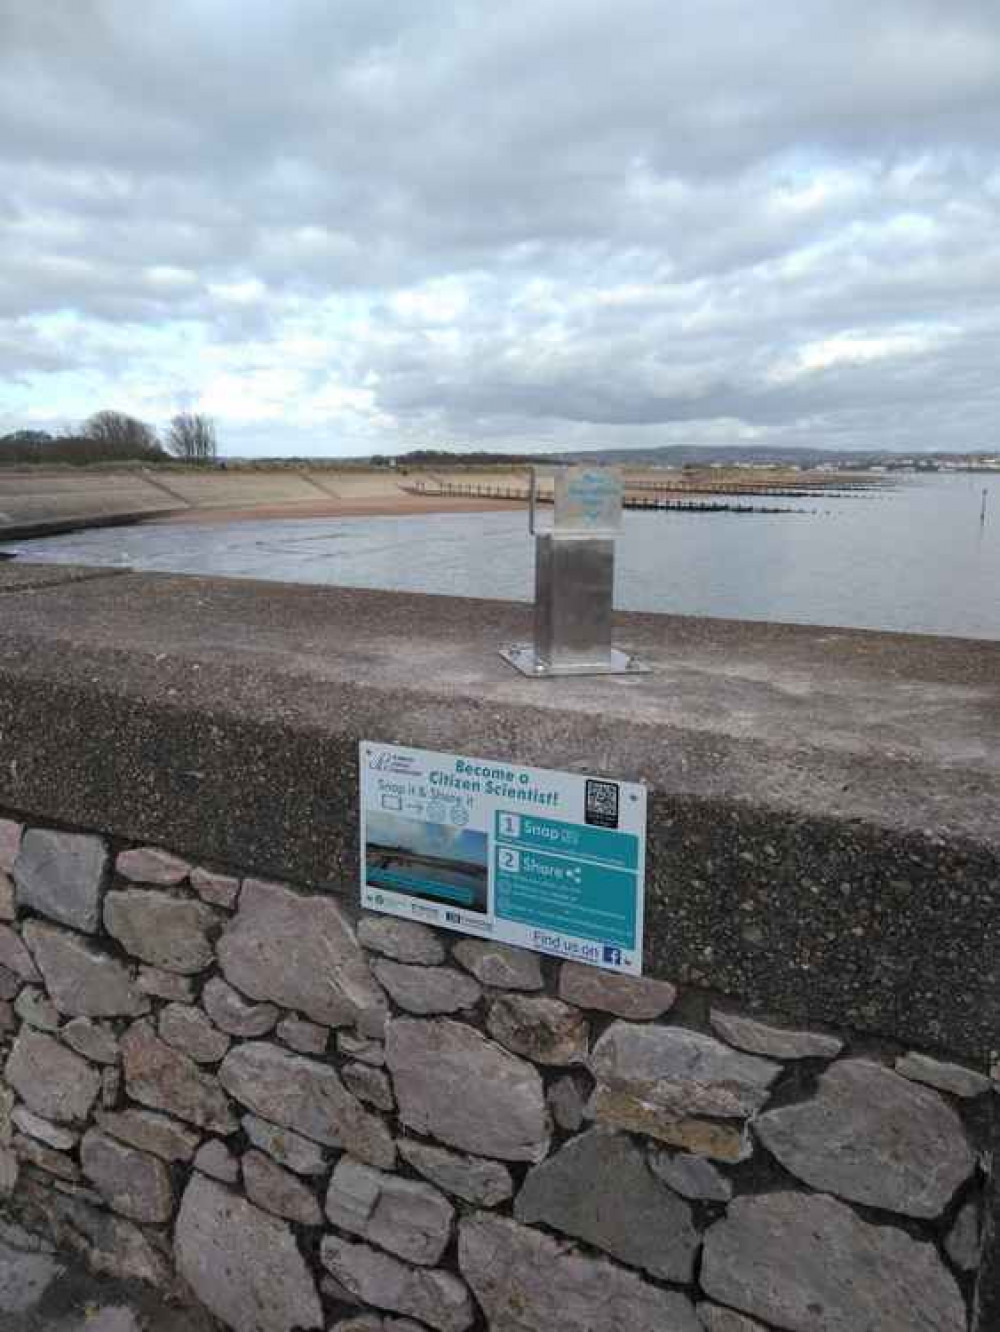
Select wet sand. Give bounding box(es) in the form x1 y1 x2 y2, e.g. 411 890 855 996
146 494 523 525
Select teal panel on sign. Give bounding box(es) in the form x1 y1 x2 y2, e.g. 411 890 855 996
495 810 638 870
494 844 637 948
366 869 475 906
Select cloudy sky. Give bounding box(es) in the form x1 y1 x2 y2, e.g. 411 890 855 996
1 1 999 457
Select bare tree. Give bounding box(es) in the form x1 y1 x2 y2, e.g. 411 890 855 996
82 410 162 460
167 412 217 464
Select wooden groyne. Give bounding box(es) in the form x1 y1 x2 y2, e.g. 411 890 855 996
405 482 810 515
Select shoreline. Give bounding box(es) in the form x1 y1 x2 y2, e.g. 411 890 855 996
144 494 524 525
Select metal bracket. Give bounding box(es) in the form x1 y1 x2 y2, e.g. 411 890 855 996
499 644 649 677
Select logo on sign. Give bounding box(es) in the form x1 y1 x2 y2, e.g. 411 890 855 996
570 470 616 523
367 751 422 775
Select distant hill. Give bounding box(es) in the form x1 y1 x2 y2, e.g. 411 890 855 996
550 444 886 467
369 444 997 469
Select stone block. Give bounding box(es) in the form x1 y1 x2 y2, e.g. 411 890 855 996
0 871 14 922
1 1081 14 1144
175 1173 323 1332
515 1127 699 1282
755 1058 975 1218
219 1040 395 1168
547 1075 586 1132
648 1147 732 1202
321 1235 473 1332
276 1014 328 1055
101 1065 122 1111
193 1138 238 1183
159 1003 231 1063
587 1022 779 1153
386 1017 550 1162
589 1104 752 1163
0 1145 16 1195
80 1128 174 1223
190 866 242 908
559 962 676 1019
458 1213 699 1332
14 828 107 933
13 1132 81 1180
358 915 446 965
243 1149 323 1226
62 1017 120 1065
337 1032 386 1066
0 924 40 983
397 1139 513 1207
326 1157 454 1265
701 1192 965 1332
895 1051 991 1099
121 1019 237 1133
116 846 190 885
242 1114 330 1176
96 1107 201 1162
23 921 148 1018
487 994 588 1065
137 966 195 1002
0 1227 61 1313
19 1178 175 1291
452 939 543 990
11 1105 78 1151
4 1027 101 1123
0 818 22 874
709 1007 843 1060
104 889 218 973
343 1061 395 1111
14 987 61 1032
946 1198 981 1271
374 959 481 1015
202 976 278 1036
218 878 387 1028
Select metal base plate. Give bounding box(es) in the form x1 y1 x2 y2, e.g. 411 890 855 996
499 644 650 678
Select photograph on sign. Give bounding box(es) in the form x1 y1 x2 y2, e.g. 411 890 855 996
359 742 647 974
364 810 489 914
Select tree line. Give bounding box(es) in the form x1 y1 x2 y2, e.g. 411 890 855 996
0 411 218 466
372 449 541 466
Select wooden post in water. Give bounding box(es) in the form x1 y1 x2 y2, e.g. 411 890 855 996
982 489 988 526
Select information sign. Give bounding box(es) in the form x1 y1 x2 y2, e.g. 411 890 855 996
554 465 623 535
359 742 647 974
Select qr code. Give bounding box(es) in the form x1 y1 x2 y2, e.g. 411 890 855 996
585 779 619 828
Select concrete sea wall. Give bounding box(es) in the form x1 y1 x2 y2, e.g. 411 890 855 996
0 816 992 1332
0 563 998 1329
0 466 421 539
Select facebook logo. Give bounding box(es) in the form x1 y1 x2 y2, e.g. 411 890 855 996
603 945 623 966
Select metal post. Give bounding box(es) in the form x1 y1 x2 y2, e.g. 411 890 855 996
500 465 648 677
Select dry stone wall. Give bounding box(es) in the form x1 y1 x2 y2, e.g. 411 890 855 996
0 813 994 1332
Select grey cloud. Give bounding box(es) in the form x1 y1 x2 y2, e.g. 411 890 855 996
1 0 999 453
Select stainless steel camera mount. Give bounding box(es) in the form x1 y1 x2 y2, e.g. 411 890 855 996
500 465 648 677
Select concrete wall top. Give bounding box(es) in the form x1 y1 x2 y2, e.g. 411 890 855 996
0 561 998 1060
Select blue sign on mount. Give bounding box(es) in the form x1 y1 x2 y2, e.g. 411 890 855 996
359 743 647 974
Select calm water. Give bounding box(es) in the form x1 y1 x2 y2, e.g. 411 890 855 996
4 474 998 640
